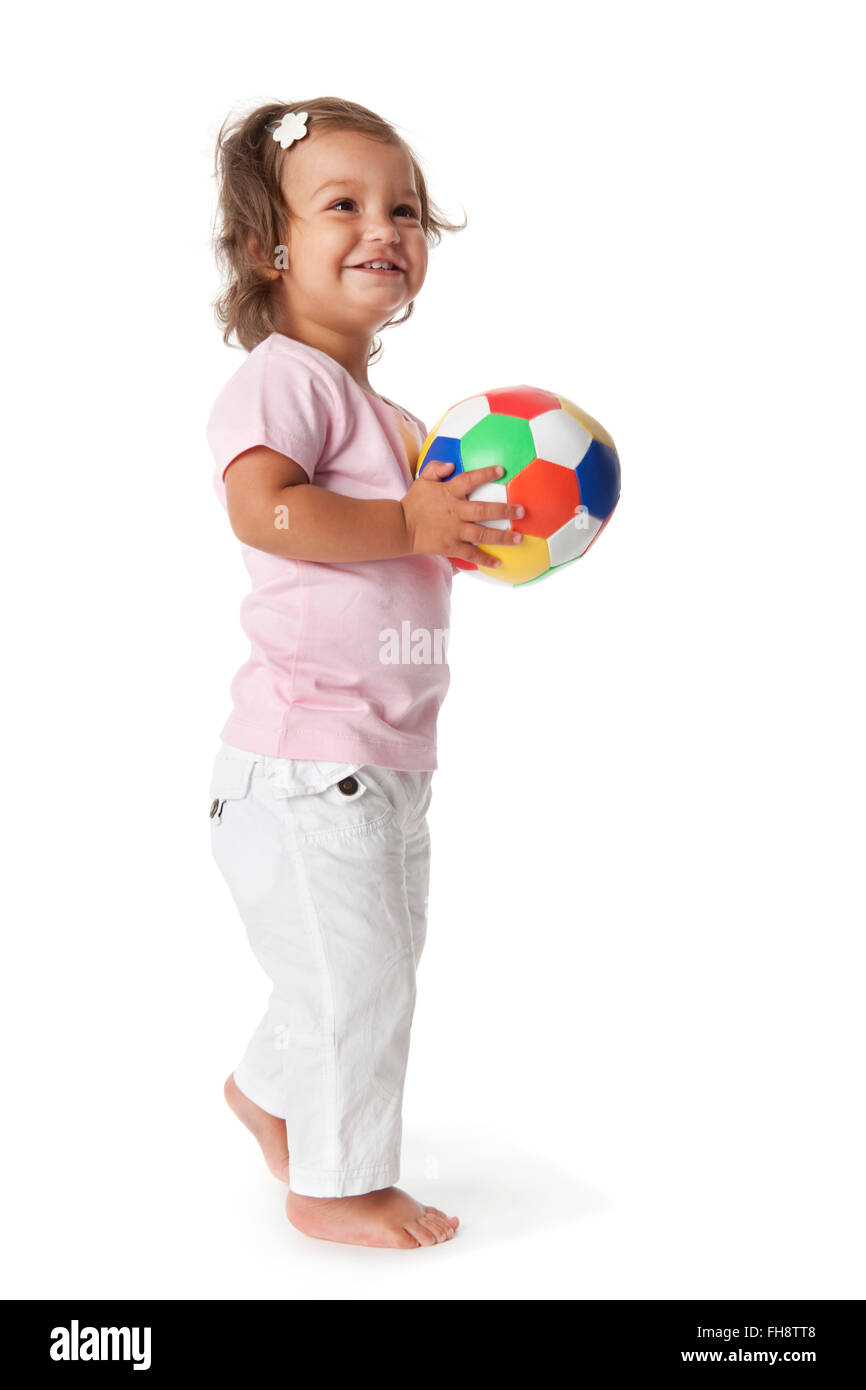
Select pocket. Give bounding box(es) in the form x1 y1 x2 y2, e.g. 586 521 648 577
271 765 396 843
208 753 257 825
264 759 365 799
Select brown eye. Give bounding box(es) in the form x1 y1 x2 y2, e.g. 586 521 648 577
331 199 418 218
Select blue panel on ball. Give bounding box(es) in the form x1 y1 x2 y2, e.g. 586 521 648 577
575 440 620 519
418 435 464 476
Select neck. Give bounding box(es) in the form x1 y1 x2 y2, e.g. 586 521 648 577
273 316 377 394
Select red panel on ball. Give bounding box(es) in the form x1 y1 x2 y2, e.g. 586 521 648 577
483 387 562 420
507 457 581 539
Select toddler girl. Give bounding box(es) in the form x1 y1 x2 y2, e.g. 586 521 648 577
206 96 524 1249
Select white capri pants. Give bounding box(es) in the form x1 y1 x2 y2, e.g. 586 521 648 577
208 742 434 1198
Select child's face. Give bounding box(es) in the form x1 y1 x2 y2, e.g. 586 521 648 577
277 128 428 339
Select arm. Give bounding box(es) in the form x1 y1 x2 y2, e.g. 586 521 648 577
225 447 408 562
224 446 525 567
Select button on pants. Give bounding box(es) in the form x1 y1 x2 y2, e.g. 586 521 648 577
209 743 434 1198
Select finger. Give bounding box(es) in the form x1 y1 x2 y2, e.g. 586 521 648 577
453 542 501 569
446 464 506 494
461 523 523 547
450 539 497 567
463 500 524 525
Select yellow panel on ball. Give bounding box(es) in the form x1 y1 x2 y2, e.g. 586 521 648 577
556 395 616 452
475 534 550 585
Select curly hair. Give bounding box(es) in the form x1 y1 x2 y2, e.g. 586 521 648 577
210 96 467 363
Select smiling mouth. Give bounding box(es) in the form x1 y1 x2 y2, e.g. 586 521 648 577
348 265 404 276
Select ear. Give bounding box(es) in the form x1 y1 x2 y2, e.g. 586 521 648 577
248 234 284 280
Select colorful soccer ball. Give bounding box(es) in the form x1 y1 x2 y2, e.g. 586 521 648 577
415 386 621 586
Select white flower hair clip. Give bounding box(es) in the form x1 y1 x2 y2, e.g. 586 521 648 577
266 110 309 150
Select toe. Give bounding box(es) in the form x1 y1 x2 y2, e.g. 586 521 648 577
419 1215 450 1243
403 1220 436 1247
426 1206 459 1233
392 1228 422 1250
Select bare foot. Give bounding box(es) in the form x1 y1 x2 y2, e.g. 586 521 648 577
286 1185 460 1249
223 1073 290 1183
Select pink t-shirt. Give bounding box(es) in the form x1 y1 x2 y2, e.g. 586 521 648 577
206 333 452 770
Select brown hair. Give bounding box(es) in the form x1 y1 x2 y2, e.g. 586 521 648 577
210 96 467 363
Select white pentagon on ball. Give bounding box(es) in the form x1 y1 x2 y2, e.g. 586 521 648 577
547 510 605 566
467 480 509 529
438 395 491 439
529 408 593 470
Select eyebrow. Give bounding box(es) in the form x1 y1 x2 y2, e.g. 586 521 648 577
313 178 420 201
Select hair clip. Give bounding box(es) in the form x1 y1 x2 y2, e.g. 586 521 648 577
266 110 309 150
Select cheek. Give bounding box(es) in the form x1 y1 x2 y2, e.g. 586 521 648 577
310 242 345 277
408 233 428 272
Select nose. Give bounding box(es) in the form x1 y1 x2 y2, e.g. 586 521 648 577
362 214 401 243
363 231 400 250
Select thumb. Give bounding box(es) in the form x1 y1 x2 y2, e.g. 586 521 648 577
418 458 455 479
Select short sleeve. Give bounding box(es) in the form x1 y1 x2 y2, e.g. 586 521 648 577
401 405 429 443
205 344 342 497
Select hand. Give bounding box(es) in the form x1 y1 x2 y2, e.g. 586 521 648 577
400 460 525 568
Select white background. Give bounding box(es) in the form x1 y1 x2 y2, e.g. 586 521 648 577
2 0 863 1300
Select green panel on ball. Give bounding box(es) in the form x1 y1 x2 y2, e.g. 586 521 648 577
460 414 535 485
